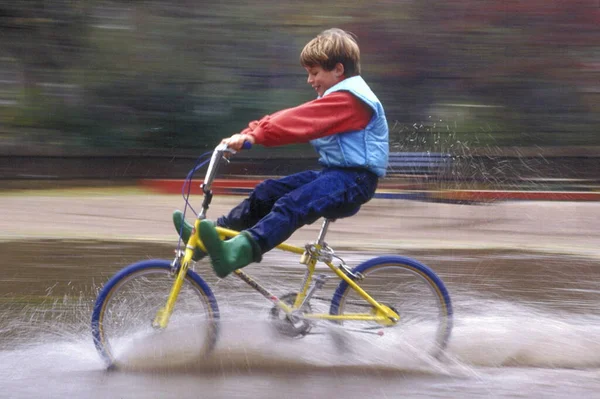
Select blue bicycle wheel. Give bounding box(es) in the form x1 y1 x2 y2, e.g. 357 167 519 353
91 259 219 369
329 256 453 359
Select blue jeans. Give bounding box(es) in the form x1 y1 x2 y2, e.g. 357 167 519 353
217 168 378 254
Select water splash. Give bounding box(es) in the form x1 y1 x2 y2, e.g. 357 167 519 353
387 117 580 197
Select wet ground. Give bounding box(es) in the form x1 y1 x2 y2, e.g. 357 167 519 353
1 193 600 398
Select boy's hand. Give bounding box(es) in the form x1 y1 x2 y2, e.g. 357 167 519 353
222 134 255 151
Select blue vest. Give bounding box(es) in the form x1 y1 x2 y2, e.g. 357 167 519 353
310 76 389 177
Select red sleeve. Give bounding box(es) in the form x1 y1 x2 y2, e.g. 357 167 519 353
241 91 373 147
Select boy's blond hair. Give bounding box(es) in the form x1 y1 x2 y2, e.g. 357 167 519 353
300 28 361 77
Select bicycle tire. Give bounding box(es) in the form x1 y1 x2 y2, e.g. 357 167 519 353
329 255 453 359
91 259 219 369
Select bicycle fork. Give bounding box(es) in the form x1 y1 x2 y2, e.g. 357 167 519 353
152 265 187 329
152 220 204 329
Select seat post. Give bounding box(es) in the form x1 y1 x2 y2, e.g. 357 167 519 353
316 218 332 246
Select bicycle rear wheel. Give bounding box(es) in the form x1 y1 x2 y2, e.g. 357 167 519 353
91 259 219 369
329 256 452 359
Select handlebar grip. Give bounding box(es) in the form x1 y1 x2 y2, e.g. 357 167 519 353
242 141 252 150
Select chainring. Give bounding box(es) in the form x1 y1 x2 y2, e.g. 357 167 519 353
269 293 313 338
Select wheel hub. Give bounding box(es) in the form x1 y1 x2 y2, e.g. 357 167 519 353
373 304 400 326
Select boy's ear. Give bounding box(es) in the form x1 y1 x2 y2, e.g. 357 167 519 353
334 63 345 78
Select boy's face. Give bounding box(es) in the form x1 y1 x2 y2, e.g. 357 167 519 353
305 64 344 97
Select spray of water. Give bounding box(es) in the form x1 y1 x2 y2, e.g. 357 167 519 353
4 286 600 377
388 118 572 197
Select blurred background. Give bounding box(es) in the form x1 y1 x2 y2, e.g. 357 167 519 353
3 4 600 397
0 0 598 187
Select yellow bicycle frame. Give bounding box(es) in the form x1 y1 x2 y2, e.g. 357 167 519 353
153 222 399 329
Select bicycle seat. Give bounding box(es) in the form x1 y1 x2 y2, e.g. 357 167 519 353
323 204 361 221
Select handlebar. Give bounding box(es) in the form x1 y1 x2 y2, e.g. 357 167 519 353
203 141 251 187
197 141 251 219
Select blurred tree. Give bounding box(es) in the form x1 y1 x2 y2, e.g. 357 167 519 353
0 0 598 151
0 2 88 91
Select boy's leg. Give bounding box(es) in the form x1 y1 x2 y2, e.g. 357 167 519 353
247 168 378 253
173 170 318 264
175 170 318 236
199 168 377 278
216 170 319 231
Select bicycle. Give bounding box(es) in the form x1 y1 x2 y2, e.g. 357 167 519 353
91 143 453 369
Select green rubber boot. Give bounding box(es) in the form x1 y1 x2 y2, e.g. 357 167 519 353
199 220 262 278
172 210 206 261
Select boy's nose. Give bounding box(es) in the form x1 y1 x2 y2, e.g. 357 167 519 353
307 75 313 84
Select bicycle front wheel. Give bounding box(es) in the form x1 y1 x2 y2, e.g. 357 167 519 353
329 256 452 359
91 259 219 369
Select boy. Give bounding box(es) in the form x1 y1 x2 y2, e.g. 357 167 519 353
174 28 389 278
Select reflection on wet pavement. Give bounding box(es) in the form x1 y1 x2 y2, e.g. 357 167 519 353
1 240 600 398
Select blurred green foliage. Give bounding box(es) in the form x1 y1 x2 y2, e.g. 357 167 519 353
0 0 598 152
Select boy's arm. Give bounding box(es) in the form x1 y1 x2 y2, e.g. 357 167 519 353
241 92 373 147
